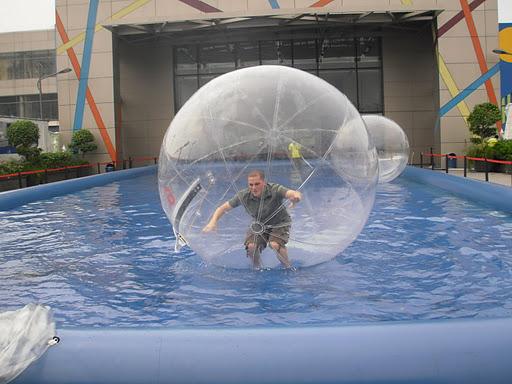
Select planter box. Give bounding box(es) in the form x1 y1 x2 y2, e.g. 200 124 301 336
471 160 499 172
0 166 94 192
495 163 512 174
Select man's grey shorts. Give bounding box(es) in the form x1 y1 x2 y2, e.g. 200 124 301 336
244 225 290 250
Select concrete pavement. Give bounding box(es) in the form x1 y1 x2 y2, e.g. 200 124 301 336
426 168 512 187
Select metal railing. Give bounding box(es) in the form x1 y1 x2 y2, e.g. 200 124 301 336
0 156 158 191
420 149 512 184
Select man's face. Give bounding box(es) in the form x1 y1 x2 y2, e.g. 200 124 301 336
248 175 265 198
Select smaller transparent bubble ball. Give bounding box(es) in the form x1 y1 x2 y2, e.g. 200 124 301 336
159 66 378 269
362 115 410 183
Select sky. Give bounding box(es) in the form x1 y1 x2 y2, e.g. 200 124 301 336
0 0 510 33
498 0 512 23
0 0 55 33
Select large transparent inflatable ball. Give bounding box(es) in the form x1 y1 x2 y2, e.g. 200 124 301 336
159 66 378 269
362 114 410 183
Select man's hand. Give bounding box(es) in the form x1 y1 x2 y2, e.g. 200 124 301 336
288 190 302 203
202 202 231 233
202 221 217 233
286 190 302 208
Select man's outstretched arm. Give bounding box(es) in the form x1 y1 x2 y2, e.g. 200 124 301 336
285 189 302 206
203 202 232 232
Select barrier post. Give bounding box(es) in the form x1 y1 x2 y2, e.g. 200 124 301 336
420 153 423 168
154 157 157 165
463 156 467 177
484 158 489 182
18 172 22 188
97 163 100 174
123 159 127 170
129 157 133 169
430 148 434 170
445 154 449 173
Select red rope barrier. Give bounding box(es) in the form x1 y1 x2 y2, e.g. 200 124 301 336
0 157 159 182
487 158 512 165
423 152 512 165
0 172 20 180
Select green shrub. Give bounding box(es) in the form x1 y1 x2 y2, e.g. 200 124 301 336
69 129 97 157
466 143 495 159
493 139 512 161
6 120 41 162
39 151 87 168
0 159 25 175
467 102 501 140
0 152 88 176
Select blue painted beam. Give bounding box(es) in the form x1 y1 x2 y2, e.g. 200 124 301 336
440 64 500 117
72 0 99 131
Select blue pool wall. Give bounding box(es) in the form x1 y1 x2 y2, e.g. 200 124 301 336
1 165 511 213
0 166 156 211
4 165 512 384
402 166 512 214
15 318 512 384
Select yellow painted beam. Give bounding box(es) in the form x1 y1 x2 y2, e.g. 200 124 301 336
57 0 151 54
438 53 470 123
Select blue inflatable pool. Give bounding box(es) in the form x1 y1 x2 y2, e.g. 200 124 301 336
3 166 512 384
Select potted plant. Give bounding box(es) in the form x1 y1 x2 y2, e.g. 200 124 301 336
6 120 42 186
69 129 98 158
68 129 97 176
6 120 41 163
465 103 501 171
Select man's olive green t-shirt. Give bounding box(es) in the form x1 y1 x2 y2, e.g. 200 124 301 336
228 183 291 225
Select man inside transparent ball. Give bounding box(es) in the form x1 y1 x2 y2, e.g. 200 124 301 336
202 170 302 270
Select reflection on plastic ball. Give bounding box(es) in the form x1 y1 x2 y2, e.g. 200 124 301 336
363 115 410 183
159 66 378 269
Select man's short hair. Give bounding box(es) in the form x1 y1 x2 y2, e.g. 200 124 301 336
248 169 265 179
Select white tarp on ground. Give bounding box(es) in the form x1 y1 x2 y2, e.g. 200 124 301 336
0 304 56 384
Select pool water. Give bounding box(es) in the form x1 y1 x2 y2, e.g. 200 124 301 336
1 172 512 327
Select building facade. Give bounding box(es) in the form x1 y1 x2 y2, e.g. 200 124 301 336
51 0 503 164
0 30 58 121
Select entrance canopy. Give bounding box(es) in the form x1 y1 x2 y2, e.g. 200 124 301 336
103 10 442 43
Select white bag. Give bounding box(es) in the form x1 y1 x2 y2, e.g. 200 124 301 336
0 304 57 384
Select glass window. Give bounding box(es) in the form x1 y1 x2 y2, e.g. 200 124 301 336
175 76 198 110
0 52 15 80
173 35 382 114
199 43 236 74
14 52 25 80
319 38 355 69
0 50 55 80
20 95 40 119
293 39 317 70
357 37 381 68
176 46 197 75
39 94 58 120
260 40 292 66
358 69 382 112
199 74 216 87
318 69 357 106
0 96 17 117
260 40 278 65
237 41 259 68
42 98 58 120
8 94 57 120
